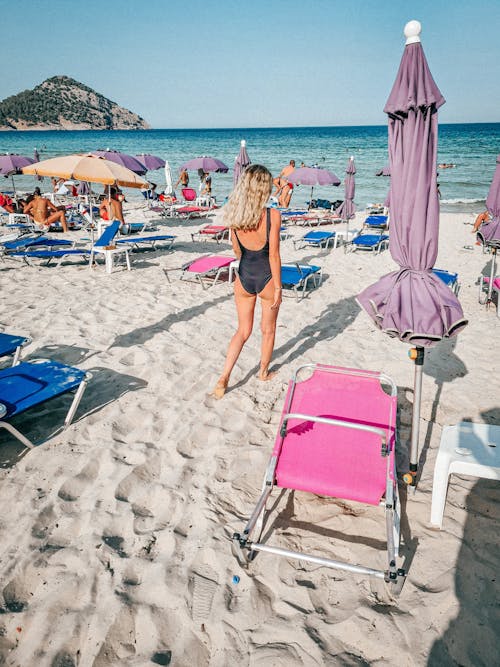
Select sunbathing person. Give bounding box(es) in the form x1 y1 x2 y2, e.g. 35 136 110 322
99 187 125 226
213 165 282 399
24 191 68 232
472 210 491 233
0 193 15 213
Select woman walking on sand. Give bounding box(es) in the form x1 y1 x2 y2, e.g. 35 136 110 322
213 165 282 399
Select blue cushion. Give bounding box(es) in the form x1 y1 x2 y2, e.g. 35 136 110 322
0 360 86 418
433 269 458 286
0 334 28 358
281 265 320 285
303 231 334 241
353 234 389 246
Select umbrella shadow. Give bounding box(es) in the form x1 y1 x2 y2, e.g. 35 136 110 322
108 292 231 349
230 296 360 392
417 338 468 483
427 474 500 666
0 366 147 469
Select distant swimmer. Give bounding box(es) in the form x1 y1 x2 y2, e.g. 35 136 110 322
438 163 456 169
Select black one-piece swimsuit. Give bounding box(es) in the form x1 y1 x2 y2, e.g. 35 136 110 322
234 209 272 295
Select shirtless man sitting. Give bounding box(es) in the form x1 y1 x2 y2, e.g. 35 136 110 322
24 191 68 232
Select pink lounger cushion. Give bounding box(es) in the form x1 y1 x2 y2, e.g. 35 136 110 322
187 256 235 273
200 225 227 234
273 366 396 505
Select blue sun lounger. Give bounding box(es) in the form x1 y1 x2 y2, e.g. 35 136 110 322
349 230 389 254
293 230 337 250
281 263 323 301
0 333 31 366
116 234 176 251
433 268 459 295
363 215 389 230
0 359 91 449
9 221 131 272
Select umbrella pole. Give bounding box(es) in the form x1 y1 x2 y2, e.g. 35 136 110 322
11 175 18 207
404 346 425 487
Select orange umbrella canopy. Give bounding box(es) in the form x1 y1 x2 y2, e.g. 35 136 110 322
23 153 149 189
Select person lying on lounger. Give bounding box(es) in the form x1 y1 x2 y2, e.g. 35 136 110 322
213 164 282 399
24 191 68 232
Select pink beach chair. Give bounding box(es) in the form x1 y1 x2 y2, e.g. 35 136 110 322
232 363 406 595
179 254 235 289
191 224 230 244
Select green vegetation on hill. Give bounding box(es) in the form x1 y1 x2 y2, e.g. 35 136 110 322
0 75 149 130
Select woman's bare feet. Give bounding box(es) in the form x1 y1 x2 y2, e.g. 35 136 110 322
212 379 228 399
258 369 278 382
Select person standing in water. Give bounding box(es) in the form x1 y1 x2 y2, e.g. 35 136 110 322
213 165 282 399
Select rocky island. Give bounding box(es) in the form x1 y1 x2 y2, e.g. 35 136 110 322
0 76 150 131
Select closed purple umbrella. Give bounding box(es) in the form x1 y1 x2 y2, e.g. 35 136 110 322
179 156 229 173
336 157 356 226
91 149 147 175
135 153 166 171
77 181 90 195
233 140 251 187
479 154 500 243
357 21 468 486
478 154 500 303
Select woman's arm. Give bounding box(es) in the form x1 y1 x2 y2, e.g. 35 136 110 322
268 208 282 309
230 229 241 259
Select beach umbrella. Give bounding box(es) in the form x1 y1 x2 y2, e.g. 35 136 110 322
0 154 36 203
91 149 147 175
478 154 500 303
287 166 340 207
179 156 229 173
23 153 149 235
336 157 356 235
164 160 174 195
375 165 391 177
135 153 165 171
233 140 251 187
357 20 468 487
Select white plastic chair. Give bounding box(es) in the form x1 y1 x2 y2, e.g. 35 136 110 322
430 422 500 528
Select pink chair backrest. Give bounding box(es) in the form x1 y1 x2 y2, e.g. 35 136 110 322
182 188 197 202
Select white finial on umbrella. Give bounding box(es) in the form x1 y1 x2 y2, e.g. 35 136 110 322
241 140 246 147
404 20 421 44
350 155 354 161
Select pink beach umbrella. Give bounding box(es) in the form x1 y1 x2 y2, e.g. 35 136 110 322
179 156 229 173
357 20 467 486
91 149 147 175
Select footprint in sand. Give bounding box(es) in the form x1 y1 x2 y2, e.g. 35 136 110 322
189 564 219 623
57 458 100 501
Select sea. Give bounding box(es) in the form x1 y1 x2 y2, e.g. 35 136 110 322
1 123 499 213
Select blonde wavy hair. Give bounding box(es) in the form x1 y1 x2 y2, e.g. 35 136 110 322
224 164 273 231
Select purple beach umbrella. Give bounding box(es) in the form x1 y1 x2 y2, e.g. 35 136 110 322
179 156 229 173
0 154 36 202
91 149 147 175
477 154 500 303
287 166 340 207
375 165 391 177
336 157 356 228
135 153 166 171
357 20 468 486
233 140 251 187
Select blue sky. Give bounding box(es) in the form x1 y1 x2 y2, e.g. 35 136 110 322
1 0 499 128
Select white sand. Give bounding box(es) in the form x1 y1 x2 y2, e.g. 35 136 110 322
0 204 498 666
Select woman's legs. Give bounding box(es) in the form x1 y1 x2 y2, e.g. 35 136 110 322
258 280 280 380
213 277 256 398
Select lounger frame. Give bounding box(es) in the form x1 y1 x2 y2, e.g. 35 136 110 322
232 363 406 596
347 230 389 254
179 256 234 289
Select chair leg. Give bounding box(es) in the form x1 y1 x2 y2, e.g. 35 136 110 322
430 453 451 529
125 250 131 271
0 421 34 449
12 346 22 367
64 375 91 429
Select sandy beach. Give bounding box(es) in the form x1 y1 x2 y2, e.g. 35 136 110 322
0 203 498 666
